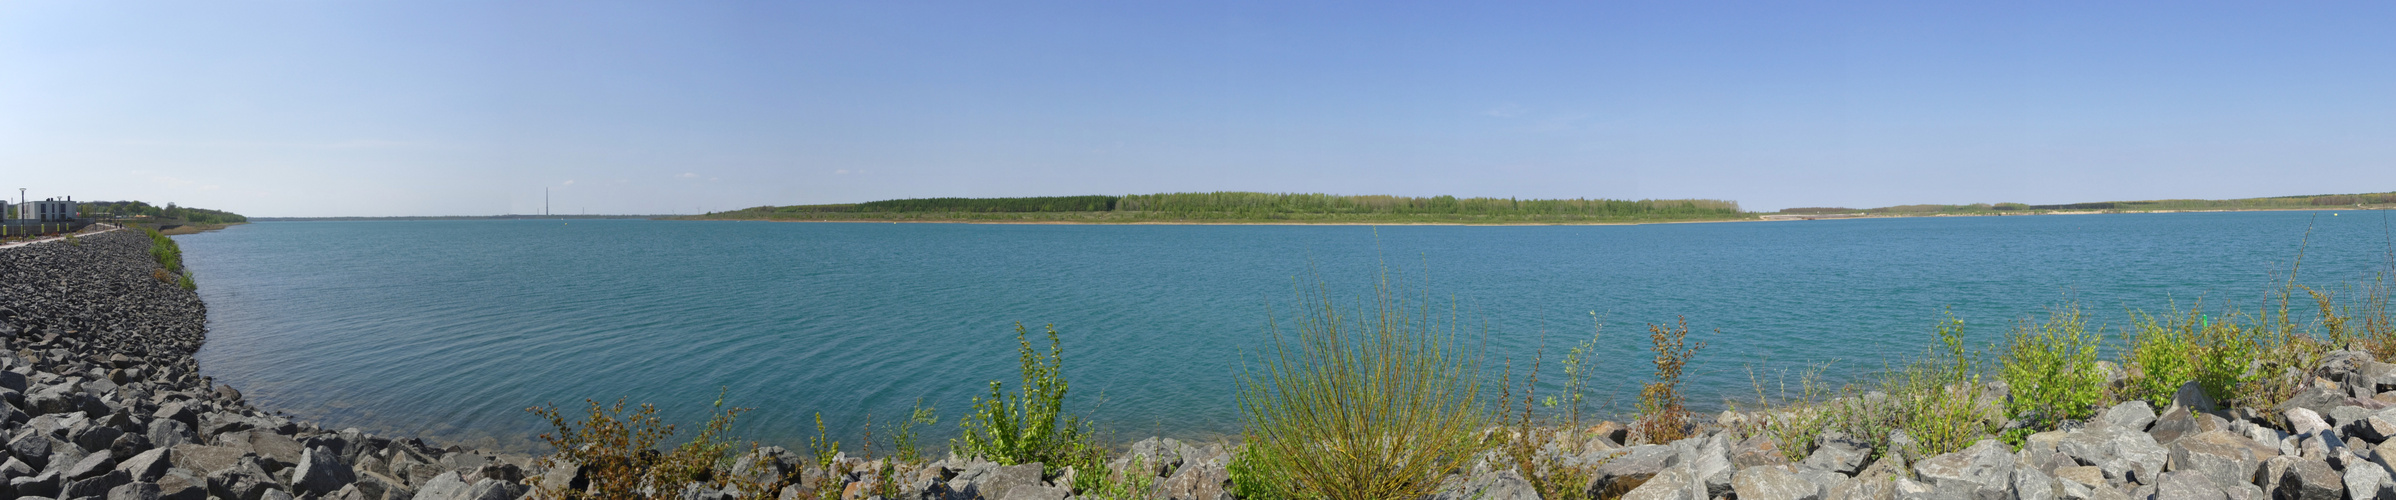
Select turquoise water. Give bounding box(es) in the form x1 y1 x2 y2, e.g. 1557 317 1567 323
177 211 2395 451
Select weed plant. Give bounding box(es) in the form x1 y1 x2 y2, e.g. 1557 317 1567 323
957 324 1105 488
1236 266 1484 500
1870 321 1997 458
808 413 838 470
1496 320 1605 500
1634 318 1704 444
891 399 939 464
526 392 760 500
1734 362 1836 463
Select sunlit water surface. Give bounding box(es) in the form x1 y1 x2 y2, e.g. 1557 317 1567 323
177 211 2395 450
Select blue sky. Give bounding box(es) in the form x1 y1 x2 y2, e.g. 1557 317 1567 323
3 2 2391 217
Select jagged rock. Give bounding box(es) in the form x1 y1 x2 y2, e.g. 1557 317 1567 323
2014 464 2057 500
9 469 59 498
1156 459 1229 500
728 447 794 487
2153 470 2228 500
116 448 171 483
168 444 244 474
1794 467 1848 496
453 478 527 500
2171 381 2220 414
2054 466 2119 500
2280 387 2352 417
2353 417 2396 445
1823 472 1889 500
1733 465 1821 500
2343 458 2396 500
106 481 162 500
998 483 1069 500
1673 434 1736 498
2150 407 2200 446
7 433 55 471
145 419 192 450
1593 445 1675 492
1803 432 1871 476
2273 457 2342 500
291 446 354 497
1116 438 1188 478
972 462 1045 500
1432 469 1537 500
1733 434 1791 469
1891 477 1943 500
65 449 118 482
144 402 190 430
408 471 469 500
155 470 206 500
2098 401 2158 432
354 471 407 500
216 430 305 471
2167 432 2258 489
1622 466 1704 500
2226 483 2266 500
1912 439 2013 500
2057 425 2167 485
64 468 133 499
2055 465 2106 490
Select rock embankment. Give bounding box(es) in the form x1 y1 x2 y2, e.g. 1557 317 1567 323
1511 356 2396 500
1 229 539 500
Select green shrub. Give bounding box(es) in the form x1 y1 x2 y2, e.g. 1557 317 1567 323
957 324 1104 485
1236 267 1484 500
1080 455 1166 500
1999 306 2104 427
2122 311 2197 408
1225 443 1296 500
1809 316 1996 459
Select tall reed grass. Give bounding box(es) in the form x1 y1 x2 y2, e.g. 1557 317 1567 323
1236 266 1485 500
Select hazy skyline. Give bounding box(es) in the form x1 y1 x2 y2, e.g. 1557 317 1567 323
5 2 2391 217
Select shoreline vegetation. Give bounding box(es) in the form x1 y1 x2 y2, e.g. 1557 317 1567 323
673 190 2396 226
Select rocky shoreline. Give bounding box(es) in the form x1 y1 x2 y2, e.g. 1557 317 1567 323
0 229 548 500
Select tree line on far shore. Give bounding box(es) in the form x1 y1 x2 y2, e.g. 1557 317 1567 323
78 201 249 225
721 192 1745 220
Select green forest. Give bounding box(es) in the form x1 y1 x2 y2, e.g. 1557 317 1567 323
78 201 249 225
698 192 1748 224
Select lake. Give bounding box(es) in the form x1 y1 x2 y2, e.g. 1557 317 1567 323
176 211 2395 451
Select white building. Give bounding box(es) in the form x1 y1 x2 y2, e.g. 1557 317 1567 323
29 197 76 222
